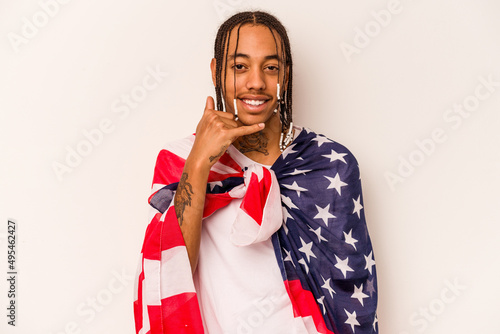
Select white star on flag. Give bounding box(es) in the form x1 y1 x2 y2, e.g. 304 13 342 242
309 226 327 243
343 229 358 250
283 181 308 197
364 251 376 275
312 135 331 147
282 143 297 159
351 284 369 306
352 195 363 218
344 309 360 332
299 237 317 262
285 168 312 176
298 258 309 274
317 296 326 314
284 248 295 267
366 278 376 297
314 204 336 226
325 173 348 195
321 276 336 298
209 181 223 191
282 208 292 234
373 314 378 331
334 255 354 278
322 149 347 163
282 207 293 223
281 195 298 209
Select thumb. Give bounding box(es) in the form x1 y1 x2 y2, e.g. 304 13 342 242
205 96 215 111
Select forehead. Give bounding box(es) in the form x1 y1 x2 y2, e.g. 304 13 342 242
226 24 282 58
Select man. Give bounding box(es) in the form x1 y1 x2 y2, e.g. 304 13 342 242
134 11 378 334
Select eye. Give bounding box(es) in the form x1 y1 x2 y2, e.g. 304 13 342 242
266 65 280 73
232 64 246 71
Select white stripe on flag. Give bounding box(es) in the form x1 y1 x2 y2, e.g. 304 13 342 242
143 258 161 306
160 245 196 299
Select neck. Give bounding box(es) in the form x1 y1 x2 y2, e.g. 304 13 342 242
233 112 282 165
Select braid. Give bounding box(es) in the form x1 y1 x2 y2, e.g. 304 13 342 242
213 11 293 134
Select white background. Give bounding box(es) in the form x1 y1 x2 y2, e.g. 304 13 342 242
1 0 499 333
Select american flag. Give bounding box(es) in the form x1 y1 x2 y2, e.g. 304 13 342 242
134 127 378 333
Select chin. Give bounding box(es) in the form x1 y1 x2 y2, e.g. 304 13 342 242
238 112 274 125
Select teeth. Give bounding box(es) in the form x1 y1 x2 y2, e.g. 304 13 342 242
243 99 266 106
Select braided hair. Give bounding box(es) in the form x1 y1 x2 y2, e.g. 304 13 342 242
213 11 293 136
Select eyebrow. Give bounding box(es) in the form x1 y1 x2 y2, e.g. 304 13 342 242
228 53 281 61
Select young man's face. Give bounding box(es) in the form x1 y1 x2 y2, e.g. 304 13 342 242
212 24 286 127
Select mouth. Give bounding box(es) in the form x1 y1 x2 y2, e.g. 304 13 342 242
238 96 271 113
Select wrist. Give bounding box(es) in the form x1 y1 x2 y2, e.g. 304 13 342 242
184 154 212 177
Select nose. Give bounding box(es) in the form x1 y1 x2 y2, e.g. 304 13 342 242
245 67 266 91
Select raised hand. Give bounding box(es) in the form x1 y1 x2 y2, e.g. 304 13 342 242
189 96 265 169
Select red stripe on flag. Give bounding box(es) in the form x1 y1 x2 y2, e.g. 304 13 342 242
142 208 187 260
144 292 204 334
152 150 186 186
285 279 335 334
207 153 244 182
160 208 188 252
240 168 272 226
161 292 204 334
141 213 163 261
207 169 243 182
146 304 162 334
203 193 234 218
218 152 242 173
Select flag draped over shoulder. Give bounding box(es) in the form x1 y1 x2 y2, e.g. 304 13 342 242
134 127 378 334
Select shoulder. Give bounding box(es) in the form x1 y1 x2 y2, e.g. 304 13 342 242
276 126 364 202
154 134 195 162
292 126 360 168
151 134 195 186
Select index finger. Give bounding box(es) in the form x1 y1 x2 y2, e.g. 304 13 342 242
230 122 266 139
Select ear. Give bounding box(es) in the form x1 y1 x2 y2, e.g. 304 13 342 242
210 58 217 87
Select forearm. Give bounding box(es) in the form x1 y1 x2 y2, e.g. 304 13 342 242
174 157 210 274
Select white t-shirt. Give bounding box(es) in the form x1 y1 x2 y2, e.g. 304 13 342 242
193 143 307 334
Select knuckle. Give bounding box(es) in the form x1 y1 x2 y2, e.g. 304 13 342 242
206 112 217 123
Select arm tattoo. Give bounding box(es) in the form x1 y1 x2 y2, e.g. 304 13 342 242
236 132 269 155
174 172 193 226
209 145 227 163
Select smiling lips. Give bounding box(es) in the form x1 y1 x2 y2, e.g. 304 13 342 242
239 97 271 112
243 99 266 106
